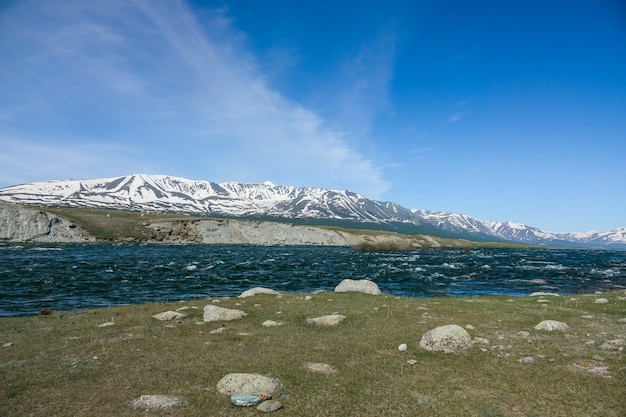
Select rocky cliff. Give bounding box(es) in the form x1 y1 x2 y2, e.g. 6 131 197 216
0 200 94 243
0 201 445 248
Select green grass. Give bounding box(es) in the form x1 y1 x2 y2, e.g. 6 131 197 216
1 291 624 416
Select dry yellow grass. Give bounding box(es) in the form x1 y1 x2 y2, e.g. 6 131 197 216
1 291 624 416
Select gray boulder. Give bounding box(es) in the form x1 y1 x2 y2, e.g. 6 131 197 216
217 373 282 396
334 279 381 295
203 305 247 322
420 324 472 353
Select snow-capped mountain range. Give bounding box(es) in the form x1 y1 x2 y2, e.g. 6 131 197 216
0 174 624 249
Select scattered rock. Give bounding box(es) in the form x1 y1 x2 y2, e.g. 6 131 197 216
152 311 187 321
304 295 313 301
529 292 560 297
210 327 227 334
594 298 609 304
239 287 280 298
262 320 284 327
465 324 476 330
98 322 115 327
203 305 247 322
407 359 418 365
473 337 490 346
599 339 625 351
574 360 611 378
306 314 346 326
128 394 187 409
217 373 282 396
519 356 536 364
230 394 261 407
334 279 381 295
305 362 337 374
420 324 472 353
398 343 408 353
39 307 54 316
618 318 626 323
3 342 13 347
534 320 569 331
257 399 283 413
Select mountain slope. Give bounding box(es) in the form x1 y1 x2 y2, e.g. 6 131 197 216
0 174 624 249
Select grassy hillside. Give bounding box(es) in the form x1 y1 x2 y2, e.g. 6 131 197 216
1 291 624 416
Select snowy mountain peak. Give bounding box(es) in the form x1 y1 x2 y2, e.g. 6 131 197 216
0 174 624 249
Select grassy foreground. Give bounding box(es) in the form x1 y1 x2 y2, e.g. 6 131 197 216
1 291 624 416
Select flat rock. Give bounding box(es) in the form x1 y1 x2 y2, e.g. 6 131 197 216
334 278 381 295
534 320 569 331
306 314 346 326
529 292 560 297
420 324 472 353
257 399 283 413
203 305 247 322
239 287 280 298
128 394 187 409
230 394 261 407
152 311 187 321
262 320 284 327
594 298 609 304
217 373 282 396
305 362 338 374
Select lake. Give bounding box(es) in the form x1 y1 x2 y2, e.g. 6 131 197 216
1 243 624 316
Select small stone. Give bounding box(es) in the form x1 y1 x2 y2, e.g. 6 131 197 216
534 320 569 331
262 320 284 327
517 331 530 338
594 298 609 304
98 322 115 327
152 311 187 321
210 327 226 334
304 295 313 301
599 339 625 350
529 292 560 297
398 343 408 353
473 337 490 346
230 394 261 407
3 342 13 347
407 359 418 365
306 314 346 326
128 395 187 409
519 356 536 364
465 324 476 330
257 400 283 413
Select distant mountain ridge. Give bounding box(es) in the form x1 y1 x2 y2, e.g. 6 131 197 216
0 174 624 249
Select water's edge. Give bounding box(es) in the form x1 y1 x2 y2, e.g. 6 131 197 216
1 244 624 317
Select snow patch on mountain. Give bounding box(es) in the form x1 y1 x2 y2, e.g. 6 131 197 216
0 174 624 249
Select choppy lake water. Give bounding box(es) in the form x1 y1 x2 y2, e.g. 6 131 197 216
1 243 624 316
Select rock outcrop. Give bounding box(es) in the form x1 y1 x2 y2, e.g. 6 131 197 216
0 200 92 243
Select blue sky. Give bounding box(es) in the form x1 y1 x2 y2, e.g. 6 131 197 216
1 0 625 233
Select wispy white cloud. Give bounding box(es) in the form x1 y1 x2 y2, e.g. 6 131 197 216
0 0 389 197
